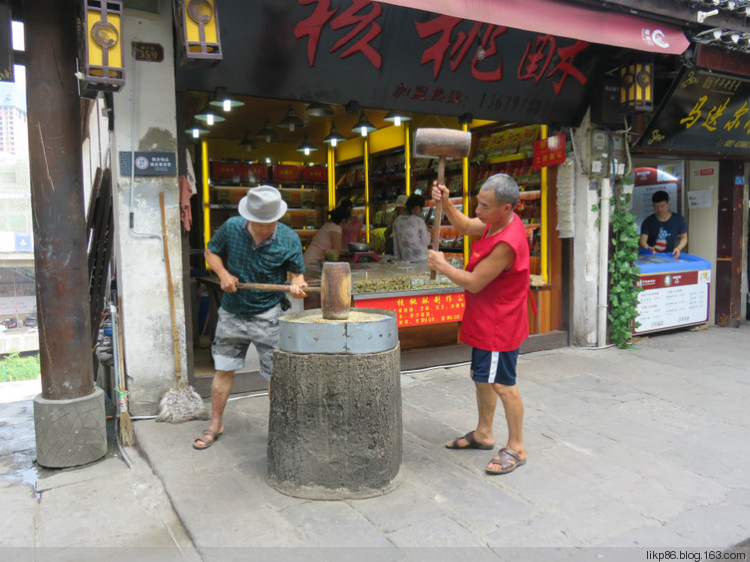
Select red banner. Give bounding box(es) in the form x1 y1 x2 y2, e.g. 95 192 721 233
356 291 465 327
532 133 566 169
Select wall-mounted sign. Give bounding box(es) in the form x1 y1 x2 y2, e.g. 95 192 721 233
532 133 566 169
119 152 176 176
176 0 611 126
355 291 465 327
132 42 164 62
638 67 750 155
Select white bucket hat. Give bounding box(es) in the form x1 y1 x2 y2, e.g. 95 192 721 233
238 185 287 223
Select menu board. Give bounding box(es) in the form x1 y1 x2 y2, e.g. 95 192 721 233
634 270 710 334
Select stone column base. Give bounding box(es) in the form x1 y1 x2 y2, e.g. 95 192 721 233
33 387 107 468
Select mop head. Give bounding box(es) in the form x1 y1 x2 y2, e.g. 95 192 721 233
156 382 208 423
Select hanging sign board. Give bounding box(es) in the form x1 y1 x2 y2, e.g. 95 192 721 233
175 0 610 126
532 133 566 169
638 67 750 155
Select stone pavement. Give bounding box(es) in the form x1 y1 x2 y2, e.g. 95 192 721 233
1 325 749 561
0 379 199 561
133 324 750 559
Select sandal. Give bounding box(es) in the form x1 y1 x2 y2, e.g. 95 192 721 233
445 430 494 450
193 428 223 450
486 447 526 475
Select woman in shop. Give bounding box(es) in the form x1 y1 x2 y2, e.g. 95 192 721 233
303 205 351 268
392 194 431 263
339 198 364 245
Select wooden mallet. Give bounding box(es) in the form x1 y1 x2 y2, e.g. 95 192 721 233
414 128 472 278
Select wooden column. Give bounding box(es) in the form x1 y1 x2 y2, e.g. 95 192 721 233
26 0 95 399
715 161 744 328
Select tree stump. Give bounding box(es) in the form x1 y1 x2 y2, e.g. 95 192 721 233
267 309 401 499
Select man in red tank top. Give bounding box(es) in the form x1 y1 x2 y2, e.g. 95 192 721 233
428 174 529 475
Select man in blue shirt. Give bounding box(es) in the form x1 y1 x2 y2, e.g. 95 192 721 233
639 190 688 258
194 186 307 450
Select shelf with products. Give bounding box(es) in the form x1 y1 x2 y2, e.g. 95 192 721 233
207 162 329 246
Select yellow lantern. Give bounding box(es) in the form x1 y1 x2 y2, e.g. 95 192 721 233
620 63 653 112
81 0 125 92
177 0 223 61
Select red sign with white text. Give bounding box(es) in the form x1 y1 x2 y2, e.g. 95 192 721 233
532 133 566 169
356 292 465 327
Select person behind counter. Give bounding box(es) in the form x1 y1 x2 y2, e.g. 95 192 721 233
427 173 529 476
339 198 364 245
392 194 431 263
194 186 308 450
303 205 350 268
384 194 409 255
639 190 688 258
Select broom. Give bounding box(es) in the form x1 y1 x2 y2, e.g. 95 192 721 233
112 300 134 446
156 192 208 423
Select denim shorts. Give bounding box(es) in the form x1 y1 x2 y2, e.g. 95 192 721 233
212 305 281 380
470 347 519 386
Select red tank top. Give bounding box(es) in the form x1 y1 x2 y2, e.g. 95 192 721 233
460 213 530 352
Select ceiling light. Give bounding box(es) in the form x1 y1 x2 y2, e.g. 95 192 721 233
239 130 256 152
194 104 225 126
185 120 209 138
297 134 318 156
208 87 244 112
383 110 411 127
256 118 277 143
305 102 335 117
351 111 376 137
278 105 304 132
323 124 346 147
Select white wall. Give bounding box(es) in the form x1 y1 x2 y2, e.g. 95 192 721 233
686 160 719 323
570 114 601 346
110 10 182 415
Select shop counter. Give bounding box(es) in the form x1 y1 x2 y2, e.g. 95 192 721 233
633 251 711 335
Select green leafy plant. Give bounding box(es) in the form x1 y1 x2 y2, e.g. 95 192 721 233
0 351 41 382
608 178 642 348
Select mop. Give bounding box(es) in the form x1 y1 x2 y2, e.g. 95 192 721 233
156 192 208 423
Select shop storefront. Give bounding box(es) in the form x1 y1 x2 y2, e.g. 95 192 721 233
177 0 615 372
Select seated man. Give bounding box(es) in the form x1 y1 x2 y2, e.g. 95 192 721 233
639 190 688 258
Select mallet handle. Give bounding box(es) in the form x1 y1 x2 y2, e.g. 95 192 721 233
431 156 446 279
236 282 321 293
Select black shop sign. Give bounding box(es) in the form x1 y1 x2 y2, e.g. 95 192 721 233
176 0 610 126
638 68 750 155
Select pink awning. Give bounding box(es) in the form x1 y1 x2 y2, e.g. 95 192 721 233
378 0 690 55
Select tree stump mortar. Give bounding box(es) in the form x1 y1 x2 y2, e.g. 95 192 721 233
267 308 401 499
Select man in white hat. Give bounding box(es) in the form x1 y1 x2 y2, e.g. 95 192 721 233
194 185 307 450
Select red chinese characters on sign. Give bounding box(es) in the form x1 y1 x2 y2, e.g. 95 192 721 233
294 0 383 69
356 292 466 327
518 36 588 95
532 133 566 169
415 16 506 82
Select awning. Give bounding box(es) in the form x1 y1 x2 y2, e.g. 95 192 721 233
378 0 690 55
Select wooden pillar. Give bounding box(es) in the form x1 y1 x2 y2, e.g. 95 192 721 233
715 161 744 328
26 0 95 399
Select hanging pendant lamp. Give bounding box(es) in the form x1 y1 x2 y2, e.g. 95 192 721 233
239 130 256 152
297 134 318 156
383 110 411 127
209 87 245 112
185 120 209 138
256 118 277 143
194 104 225 126
323 123 346 147
278 105 304 132
305 102 335 117
351 111 376 136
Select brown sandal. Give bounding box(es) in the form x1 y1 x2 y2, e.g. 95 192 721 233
486 447 526 475
445 430 494 450
193 428 223 450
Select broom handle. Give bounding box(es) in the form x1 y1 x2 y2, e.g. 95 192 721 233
160 192 182 382
430 156 446 280
237 282 321 293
